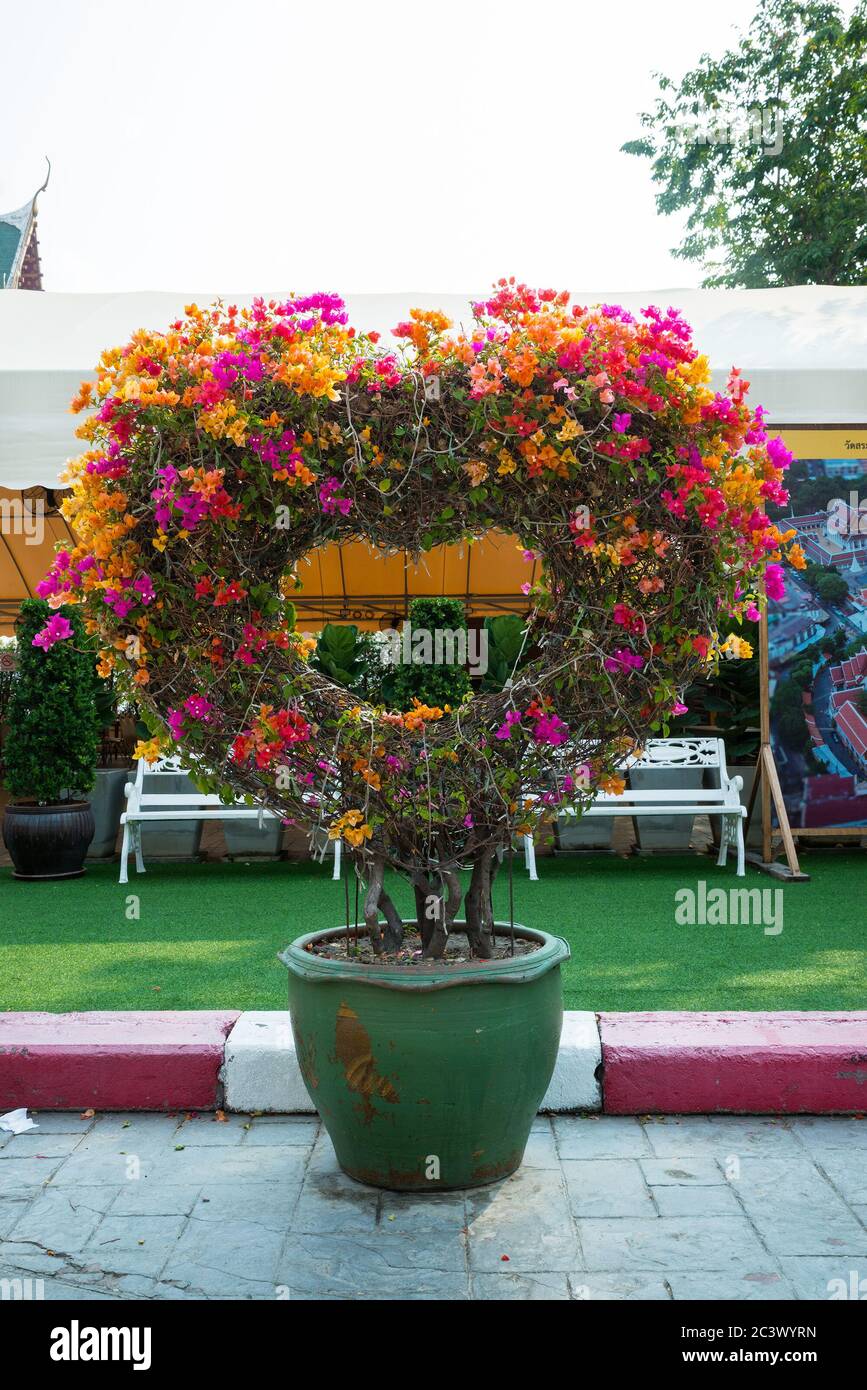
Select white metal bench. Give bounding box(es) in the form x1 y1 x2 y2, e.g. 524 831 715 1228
332 737 746 882
521 736 746 880
118 755 280 885
128 738 745 885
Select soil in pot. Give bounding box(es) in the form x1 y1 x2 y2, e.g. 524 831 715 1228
281 921 569 1192
3 800 95 880
310 928 542 967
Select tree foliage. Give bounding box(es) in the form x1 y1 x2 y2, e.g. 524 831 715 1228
623 0 867 286
38 285 797 958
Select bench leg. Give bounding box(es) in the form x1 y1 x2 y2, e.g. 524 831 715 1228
717 814 745 876
332 837 342 881
716 816 728 869
133 823 146 876
119 821 130 885
524 834 539 882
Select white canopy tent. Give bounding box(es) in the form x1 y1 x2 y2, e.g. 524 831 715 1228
1 285 866 490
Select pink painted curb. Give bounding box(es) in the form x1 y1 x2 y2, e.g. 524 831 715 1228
0 1012 240 1111
600 1011 867 1115
3 1010 866 1114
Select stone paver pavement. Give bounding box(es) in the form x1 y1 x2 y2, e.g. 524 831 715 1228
1 1112 866 1300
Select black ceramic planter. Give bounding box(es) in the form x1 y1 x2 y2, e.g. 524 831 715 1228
2 801 95 880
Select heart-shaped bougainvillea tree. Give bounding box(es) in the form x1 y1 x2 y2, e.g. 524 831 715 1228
38 281 801 956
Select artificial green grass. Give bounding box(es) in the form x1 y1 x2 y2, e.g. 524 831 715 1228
0 851 864 1013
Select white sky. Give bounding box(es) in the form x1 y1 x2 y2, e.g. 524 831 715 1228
2 0 764 295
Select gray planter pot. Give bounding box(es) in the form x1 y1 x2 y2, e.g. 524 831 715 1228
87 767 129 858
223 817 284 857
139 770 203 861
728 764 764 852
282 822 333 862
700 762 763 853
554 814 615 851
630 765 702 851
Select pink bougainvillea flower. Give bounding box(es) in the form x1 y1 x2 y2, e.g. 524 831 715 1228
495 709 523 740
32 614 73 650
604 648 645 674
166 708 186 742
184 695 214 722
319 476 352 516
133 573 155 605
531 713 568 746
765 563 786 602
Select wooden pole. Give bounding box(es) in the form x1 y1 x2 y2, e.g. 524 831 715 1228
758 605 774 864
752 597 806 878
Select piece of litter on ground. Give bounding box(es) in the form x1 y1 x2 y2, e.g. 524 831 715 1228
0 1108 38 1134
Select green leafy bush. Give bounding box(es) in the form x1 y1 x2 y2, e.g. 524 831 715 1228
390 597 472 710
481 614 529 690
4 600 98 802
353 632 388 702
0 638 17 774
311 622 363 687
670 620 760 761
309 623 387 702
804 562 849 606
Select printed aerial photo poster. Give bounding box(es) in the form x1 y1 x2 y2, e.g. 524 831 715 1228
768 429 867 832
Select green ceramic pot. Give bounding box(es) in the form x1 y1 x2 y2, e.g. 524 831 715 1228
280 921 569 1191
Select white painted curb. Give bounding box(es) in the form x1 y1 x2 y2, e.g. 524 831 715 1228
224 1011 315 1113
223 1009 601 1115
540 1011 602 1112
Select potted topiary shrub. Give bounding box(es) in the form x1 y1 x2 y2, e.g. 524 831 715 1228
39 284 799 1187
2 600 97 879
0 635 18 780
389 597 473 711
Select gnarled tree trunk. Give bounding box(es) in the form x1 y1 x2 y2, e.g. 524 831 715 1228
364 846 503 960
464 846 497 959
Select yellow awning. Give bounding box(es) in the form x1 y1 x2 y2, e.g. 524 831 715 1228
0 488 74 634
0 489 534 635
